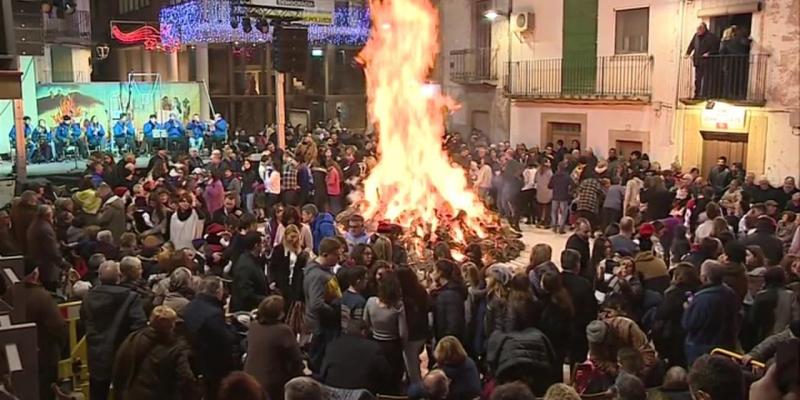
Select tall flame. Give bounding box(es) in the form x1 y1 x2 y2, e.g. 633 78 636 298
358 0 492 238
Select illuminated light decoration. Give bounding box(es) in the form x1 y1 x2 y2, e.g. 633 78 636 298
111 25 179 52
159 0 370 46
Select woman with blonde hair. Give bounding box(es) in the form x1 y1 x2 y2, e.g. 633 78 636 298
268 224 309 317
526 243 558 295
430 336 481 399
372 234 393 263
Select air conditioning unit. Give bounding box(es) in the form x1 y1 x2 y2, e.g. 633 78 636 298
512 12 534 33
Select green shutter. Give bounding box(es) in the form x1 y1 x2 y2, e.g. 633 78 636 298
562 0 598 95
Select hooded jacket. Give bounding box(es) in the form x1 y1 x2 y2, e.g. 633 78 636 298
303 260 340 333
431 281 467 341
80 284 147 381
486 327 560 395
310 212 336 254
112 327 196 400
73 189 101 215
97 195 126 242
633 251 670 293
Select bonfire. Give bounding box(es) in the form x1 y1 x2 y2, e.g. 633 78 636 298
351 0 524 266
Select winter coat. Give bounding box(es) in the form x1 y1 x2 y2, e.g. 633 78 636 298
23 282 67 377
537 297 573 363
230 252 268 312
432 281 467 342
640 188 674 222
486 327 560 396
97 195 127 242
181 294 238 384
112 327 196 400
244 321 304 400
303 261 340 333
634 251 670 293
748 287 800 343
561 271 597 363
80 284 148 381
651 283 697 367
268 245 309 304
548 171 572 201
723 261 749 304
591 316 658 375
10 200 37 252
534 169 553 203
566 234 592 282
682 284 740 357
310 213 336 254
439 359 482 400
73 189 101 215
746 326 798 362
321 334 392 394
26 218 62 285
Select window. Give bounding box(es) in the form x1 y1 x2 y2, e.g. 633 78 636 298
615 7 649 54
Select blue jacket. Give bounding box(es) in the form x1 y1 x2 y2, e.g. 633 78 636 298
86 124 105 145
186 120 206 139
113 121 135 138
310 213 336 253
682 284 740 349
213 119 228 138
8 123 31 144
164 119 184 139
142 121 161 139
31 127 49 143
69 124 82 140
55 123 71 141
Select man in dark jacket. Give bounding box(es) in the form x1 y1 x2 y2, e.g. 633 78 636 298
566 218 593 282
321 320 392 394
486 327 560 396
431 259 467 342
685 22 720 98
96 183 127 242
682 260 740 365
230 232 268 312
549 161 573 234
182 276 238 400
743 216 785 266
304 238 343 372
112 306 197 400
10 190 38 253
80 261 147 400
26 204 63 291
560 249 597 364
23 267 66 399
708 156 732 199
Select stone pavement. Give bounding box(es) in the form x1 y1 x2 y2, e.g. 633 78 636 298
508 224 570 272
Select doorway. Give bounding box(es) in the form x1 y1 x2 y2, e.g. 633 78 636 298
471 110 490 136
709 13 753 39
701 131 748 176
615 140 643 159
546 122 582 147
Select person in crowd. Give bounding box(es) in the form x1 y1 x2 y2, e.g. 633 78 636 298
302 204 336 254
648 366 691 400
574 170 604 230
682 260 741 364
96 183 127 242
610 217 639 257
186 114 206 151
11 190 38 253
560 248 597 364
216 372 266 400
423 336 481 399
688 355 744 400
304 238 343 372
80 261 147 400
320 319 392 394
744 215 786 266
112 305 197 400
586 313 657 378
484 263 512 339
549 161 573 234
641 176 674 222
182 276 238 399
345 214 370 252
230 232 268 312
652 263 701 368
363 269 407 394
396 266 431 385
567 218 593 282
212 113 229 149
26 204 64 291
493 382 539 400
603 178 626 233
634 230 670 293
243 296 304 400
534 157 554 227
744 319 800 364
520 158 537 224
22 266 67 398
538 271 575 365
431 259 467 343
685 22 720 99
168 193 203 252
747 267 800 345
268 224 309 314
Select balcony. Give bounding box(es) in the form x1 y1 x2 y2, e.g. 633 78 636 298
504 55 653 102
43 10 92 46
678 53 768 106
449 48 498 85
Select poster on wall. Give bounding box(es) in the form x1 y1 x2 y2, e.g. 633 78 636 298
36 82 202 134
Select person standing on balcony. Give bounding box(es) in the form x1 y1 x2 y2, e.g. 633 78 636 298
685 22 720 99
719 25 751 100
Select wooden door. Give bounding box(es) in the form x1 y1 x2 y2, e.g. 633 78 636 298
547 122 582 147
701 131 748 177
615 140 643 159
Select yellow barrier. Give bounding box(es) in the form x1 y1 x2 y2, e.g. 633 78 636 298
57 301 90 399
710 347 766 369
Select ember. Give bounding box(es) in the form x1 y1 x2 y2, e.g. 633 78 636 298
355 0 523 265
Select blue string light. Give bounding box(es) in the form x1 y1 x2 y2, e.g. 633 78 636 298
159 0 371 46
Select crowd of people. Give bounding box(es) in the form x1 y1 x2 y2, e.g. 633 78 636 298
2 124 799 400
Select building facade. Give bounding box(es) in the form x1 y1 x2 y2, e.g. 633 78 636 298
440 0 800 182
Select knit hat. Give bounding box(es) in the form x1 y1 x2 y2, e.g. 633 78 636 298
485 264 513 287
586 320 608 343
638 223 655 238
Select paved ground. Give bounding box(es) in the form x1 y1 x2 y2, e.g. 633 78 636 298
509 224 569 271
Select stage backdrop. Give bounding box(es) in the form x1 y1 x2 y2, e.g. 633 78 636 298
35 81 202 140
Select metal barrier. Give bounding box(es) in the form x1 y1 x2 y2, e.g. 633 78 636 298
678 53 768 105
57 301 89 399
449 47 498 83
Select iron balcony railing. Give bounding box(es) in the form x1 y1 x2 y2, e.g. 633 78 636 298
43 10 92 45
504 54 653 101
678 53 768 106
449 47 498 84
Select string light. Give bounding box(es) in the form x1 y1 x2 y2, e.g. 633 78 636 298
112 25 179 52
159 0 370 46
